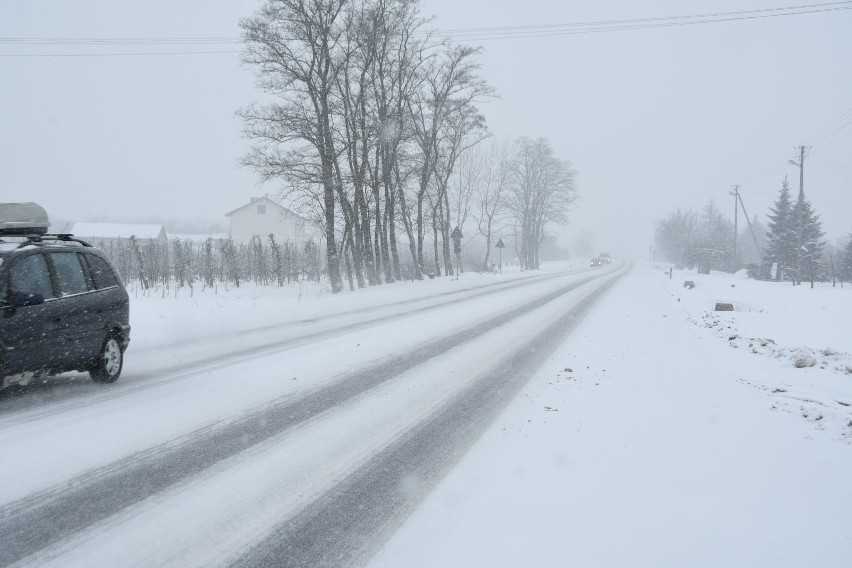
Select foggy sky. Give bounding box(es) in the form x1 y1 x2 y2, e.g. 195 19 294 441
2 0 850 259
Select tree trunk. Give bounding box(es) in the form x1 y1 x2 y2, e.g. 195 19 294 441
432 217 441 277
441 185 453 276
319 94 343 293
353 182 373 287
387 171 402 281
416 191 426 271
343 240 355 292
482 217 493 270
396 167 422 280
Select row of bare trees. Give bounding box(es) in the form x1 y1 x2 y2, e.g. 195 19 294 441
93 237 323 291
448 138 578 271
239 0 577 293
653 201 736 273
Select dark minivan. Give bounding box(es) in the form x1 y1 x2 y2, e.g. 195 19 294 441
0 203 130 390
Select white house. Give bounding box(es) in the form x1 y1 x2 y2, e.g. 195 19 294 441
226 196 310 246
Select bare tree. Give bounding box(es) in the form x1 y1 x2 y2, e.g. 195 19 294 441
449 148 482 242
432 101 489 274
408 43 492 277
239 1 496 289
335 1 380 288
507 138 577 270
240 0 347 293
471 140 515 270
653 209 699 269
368 0 431 281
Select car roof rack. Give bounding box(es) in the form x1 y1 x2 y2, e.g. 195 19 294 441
7 233 94 249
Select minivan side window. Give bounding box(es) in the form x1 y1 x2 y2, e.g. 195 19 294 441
85 254 121 289
50 253 89 296
0 265 7 304
9 254 55 300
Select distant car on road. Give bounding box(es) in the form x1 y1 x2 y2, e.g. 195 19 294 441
599 253 613 264
0 203 130 391
590 257 602 267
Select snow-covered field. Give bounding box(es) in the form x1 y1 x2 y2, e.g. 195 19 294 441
666 268 852 439
370 264 852 567
125 266 558 352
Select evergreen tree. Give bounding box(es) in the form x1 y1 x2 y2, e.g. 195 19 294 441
792 191 825 286
764 177 796 281
842 235 852 283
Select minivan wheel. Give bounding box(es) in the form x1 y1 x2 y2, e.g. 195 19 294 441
90 335 123 384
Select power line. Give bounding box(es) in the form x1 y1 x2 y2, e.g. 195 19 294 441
814 119 852 149
437 2 852 41
811 153 852 169
1 1 850 56
737 103 852 188
0 50 240 58
740 187 852 208
738 158 790 186
0 37 241 45
5 1 847 44
435 1 852 32
804 106 852 146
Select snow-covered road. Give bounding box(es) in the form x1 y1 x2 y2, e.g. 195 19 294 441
0 263 625 567
371 266 852 568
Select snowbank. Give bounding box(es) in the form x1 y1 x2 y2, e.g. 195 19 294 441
662 266 852 439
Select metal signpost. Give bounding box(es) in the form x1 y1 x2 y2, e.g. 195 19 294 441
451 226 462 280
495 238 505 274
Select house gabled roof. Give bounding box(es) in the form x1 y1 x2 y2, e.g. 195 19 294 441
225 196 307 222
69 222 166 240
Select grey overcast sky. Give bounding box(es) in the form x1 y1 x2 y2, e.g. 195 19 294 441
2 1 850 256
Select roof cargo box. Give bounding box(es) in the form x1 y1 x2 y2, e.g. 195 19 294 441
0 202 50 235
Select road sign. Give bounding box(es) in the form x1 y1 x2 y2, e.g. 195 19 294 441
495 238 505 274
451 226 462 254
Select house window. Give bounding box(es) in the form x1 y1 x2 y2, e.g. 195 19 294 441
257 204 267 214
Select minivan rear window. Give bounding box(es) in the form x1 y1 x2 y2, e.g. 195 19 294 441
85 253 121 289
50 252 89 296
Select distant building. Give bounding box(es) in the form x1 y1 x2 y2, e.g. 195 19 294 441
226 196 310 246
68 222 168 245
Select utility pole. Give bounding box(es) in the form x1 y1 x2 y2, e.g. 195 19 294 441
789 145 809 284
789 145 807 199
736 191 762 259
730 185 740 271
